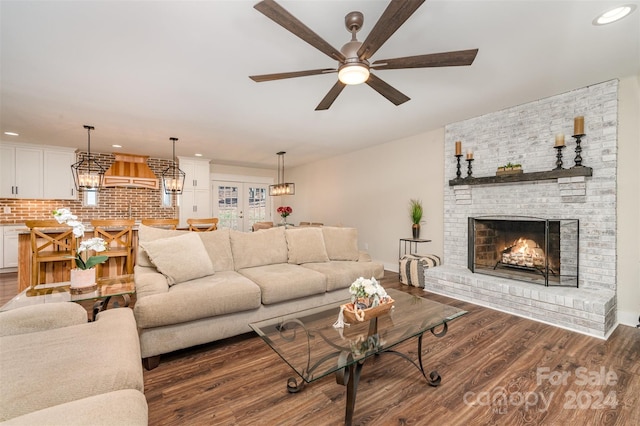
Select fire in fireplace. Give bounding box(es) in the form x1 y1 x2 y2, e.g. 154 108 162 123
468 216 579 287
501 238 546 268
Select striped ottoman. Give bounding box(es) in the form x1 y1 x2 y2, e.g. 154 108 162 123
399 254 441 287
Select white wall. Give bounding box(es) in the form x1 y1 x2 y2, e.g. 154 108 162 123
289 128 445 271
210 163 275 180
616 74 640 326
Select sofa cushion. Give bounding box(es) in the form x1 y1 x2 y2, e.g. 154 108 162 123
197 228 235 271
141 232 215 286
230 226 288 270
303 261 385 291
0 308 143 422
0 303 88 337
0 389 148 426
136 224 189 267
133 271 262 328
238 263 327 304
322 227 359 261
285 227 330 264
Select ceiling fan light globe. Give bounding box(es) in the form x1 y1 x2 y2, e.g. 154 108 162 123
338 63 370 85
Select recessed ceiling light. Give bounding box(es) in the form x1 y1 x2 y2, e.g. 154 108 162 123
194 153 203 157
593 4 637 25
4 131 19 136
112 144 122 148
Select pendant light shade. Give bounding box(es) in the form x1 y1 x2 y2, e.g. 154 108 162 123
269 151 295 196
162 137 186 195
71 125 105 192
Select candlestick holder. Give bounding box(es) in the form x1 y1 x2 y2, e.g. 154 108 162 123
466 158 474 179
572 134 585 168
554 145 565 170
455 154 463 179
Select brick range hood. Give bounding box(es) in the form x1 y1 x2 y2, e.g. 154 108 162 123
103 153 159 189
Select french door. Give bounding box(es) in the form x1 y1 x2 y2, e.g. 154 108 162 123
212 180 271 231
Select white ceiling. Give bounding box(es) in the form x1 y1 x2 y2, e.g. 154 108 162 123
1 0 638 169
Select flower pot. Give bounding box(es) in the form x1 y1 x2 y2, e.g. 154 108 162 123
412 224 421 239
70 268 97 290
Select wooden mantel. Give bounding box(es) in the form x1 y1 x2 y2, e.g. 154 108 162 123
449 166 593 186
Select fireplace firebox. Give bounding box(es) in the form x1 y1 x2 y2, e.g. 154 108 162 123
468 216 579 287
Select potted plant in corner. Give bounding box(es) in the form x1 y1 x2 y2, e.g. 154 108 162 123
409 199 423 239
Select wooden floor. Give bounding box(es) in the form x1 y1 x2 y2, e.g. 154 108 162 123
0 272 18 307
142 272 640 426
2 271 639 425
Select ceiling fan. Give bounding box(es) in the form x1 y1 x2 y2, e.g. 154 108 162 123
250 0 478 111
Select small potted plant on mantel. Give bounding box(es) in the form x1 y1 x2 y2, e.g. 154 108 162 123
496 162 523 176
409 199 424 239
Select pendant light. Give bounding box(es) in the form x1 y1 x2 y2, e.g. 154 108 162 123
269 151 295 196
162 137 186 195
71 125 105 192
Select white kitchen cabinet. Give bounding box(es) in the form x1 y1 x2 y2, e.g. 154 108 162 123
177 157 211 228
43 148 76 199
2 225 23 269
0 144 43 198
1 143 76 200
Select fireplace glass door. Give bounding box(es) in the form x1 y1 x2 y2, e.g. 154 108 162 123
468 216 578 287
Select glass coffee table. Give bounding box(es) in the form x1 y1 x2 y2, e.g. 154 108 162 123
250 288 467 425
0 274 135 320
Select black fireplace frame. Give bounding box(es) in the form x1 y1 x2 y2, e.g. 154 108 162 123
468 216 579 287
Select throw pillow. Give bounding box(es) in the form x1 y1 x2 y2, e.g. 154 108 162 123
229 226 288 269
197 229 235 272
141 232 214 285
137 224 188 267
322 226 359 261
285 227 330 264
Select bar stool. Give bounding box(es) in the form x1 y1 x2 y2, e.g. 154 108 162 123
187 218 218 232
91 219 135 278
25 220 77 288
252 221 274 231
141 218 179 230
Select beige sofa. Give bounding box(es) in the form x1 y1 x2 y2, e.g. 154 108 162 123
134 224 384 369
0 303 147 425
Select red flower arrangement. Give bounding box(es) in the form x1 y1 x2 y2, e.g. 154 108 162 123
277 206 292 218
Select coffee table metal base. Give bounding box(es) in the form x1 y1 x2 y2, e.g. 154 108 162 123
284 318 450 426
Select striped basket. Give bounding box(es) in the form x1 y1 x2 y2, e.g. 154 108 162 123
399 254 441 287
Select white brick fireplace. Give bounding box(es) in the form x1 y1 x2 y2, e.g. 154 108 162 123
424 80 618 338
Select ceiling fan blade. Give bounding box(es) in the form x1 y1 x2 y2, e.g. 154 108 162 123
250 68 336 82
366 73 410 106
357 0 426 60
372 49 479 70
315 81 346 110
254 0 345 62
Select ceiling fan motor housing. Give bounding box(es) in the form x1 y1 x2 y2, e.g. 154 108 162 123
344 11 364 33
